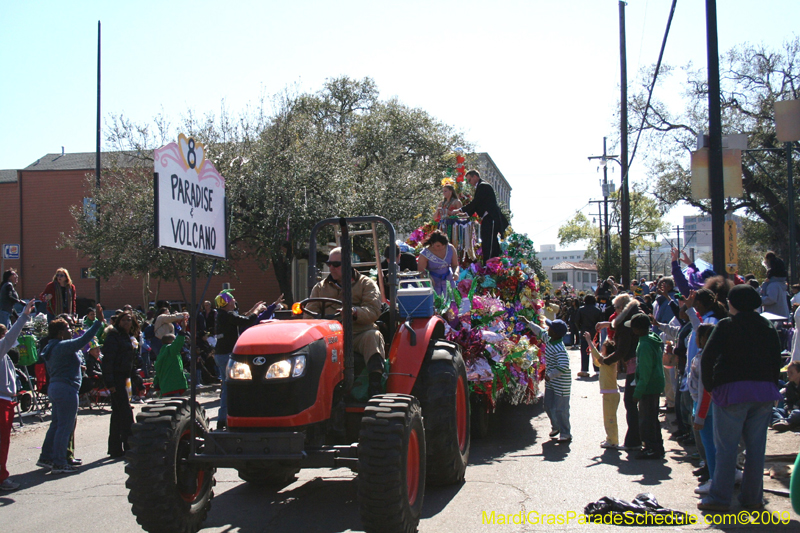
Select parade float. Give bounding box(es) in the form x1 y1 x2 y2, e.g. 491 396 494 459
403 169 550 436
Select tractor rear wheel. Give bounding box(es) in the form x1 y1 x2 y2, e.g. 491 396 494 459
237 463 299 486
358 394 426 533
419 341 470 485
126 399 215 533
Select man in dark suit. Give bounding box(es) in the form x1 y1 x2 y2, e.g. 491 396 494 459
461 169 506 262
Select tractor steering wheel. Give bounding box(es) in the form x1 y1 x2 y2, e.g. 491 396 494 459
297 297 343 319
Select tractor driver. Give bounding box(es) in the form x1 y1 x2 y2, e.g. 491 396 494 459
307 247 385 398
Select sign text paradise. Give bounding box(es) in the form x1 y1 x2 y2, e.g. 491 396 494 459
155 134 227 259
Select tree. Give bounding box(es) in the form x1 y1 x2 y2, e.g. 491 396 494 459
557 185 668 279
61 147 225 310
64 77 470 304
628 36 800 262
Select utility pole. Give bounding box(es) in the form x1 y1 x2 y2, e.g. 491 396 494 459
587 138 618 271
95 20 102 305
619 0 631 290
602 138 611 271
705 0 726 277
589 200 605 268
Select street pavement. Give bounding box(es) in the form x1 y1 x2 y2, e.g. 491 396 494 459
3 346 799 532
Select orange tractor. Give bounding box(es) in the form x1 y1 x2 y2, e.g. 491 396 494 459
125 217 470 533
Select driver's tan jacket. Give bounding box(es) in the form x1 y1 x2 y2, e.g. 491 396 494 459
306 270 383 334
306 270 385 363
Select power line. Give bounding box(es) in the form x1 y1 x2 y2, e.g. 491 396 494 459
628 0 678 170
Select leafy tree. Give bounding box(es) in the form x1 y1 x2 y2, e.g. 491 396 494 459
734 217 770 279
61 144 225 310
628 36 800 262
64 77 470 304
557 185 668 279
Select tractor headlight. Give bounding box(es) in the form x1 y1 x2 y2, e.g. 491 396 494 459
266 355 307 379
227 360 252 380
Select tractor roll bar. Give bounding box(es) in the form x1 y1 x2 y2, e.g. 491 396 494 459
339 219 354 391
308 216 397 347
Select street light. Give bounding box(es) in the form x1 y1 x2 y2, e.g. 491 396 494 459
588 138 622 275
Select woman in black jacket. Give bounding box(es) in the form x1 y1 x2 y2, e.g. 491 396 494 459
102 311 137 458
697 284 782 512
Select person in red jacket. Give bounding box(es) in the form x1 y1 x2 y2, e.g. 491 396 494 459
40 268 77 320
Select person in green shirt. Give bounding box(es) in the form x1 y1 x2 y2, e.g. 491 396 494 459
82 306 107 343
627 313 665 460
153 333 187 397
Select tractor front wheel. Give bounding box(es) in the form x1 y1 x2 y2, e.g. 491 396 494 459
126 399 215 533
419 341 470 485
358 394 426 533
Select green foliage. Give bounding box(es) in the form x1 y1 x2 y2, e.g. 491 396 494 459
63 77 470 304
737 217 770 279
557 212 597 247
629 36 800 261
557 185 666 279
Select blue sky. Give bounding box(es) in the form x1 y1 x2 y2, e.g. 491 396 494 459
2 0 798 249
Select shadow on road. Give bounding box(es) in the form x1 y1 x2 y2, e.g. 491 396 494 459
1 455 125 497
204 473 464 533
468 400 544 465
586 448 673 486
205 476 359 533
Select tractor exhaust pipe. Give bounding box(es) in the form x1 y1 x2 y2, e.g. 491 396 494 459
339 217 355 392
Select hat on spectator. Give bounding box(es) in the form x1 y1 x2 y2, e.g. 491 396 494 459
545 319 568 339
214 289 235 308
727 284 762 312
700 269 717 281
624 313 651 331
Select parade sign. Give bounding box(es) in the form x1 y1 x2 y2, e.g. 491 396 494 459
690 148 743 200
154 134 227 259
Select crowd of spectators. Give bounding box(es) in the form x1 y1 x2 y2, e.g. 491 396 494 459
0 267 261 489
544 248 794 513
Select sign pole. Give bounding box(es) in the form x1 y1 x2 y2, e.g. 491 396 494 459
788 142 796 284
190 254 197 454
153 134 227 456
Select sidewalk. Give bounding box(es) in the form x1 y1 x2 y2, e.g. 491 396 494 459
567 341 799 518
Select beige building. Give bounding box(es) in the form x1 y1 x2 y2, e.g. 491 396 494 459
550 261 598 292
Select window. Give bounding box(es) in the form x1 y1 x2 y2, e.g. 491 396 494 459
552 272 568 282
570 256 575 259
591 273 597 282
583 272 590 282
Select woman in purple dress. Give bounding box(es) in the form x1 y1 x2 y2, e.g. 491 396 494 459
417 230 459 296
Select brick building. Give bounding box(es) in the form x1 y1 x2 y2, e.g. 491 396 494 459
0 152 281 313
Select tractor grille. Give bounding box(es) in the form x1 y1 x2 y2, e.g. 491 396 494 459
227 338 326 418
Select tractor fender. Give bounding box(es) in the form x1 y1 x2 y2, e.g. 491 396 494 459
386 316 445 395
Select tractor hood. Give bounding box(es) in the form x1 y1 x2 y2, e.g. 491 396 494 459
233 319 341 355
